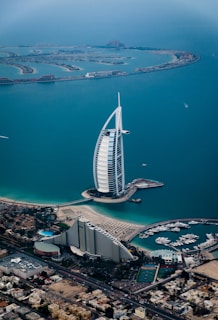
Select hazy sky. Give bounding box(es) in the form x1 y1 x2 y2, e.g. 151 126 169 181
0 0 218 47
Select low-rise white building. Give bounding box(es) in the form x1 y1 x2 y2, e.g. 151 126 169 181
0 254 47 279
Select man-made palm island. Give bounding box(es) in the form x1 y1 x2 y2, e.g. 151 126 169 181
0 41 199 84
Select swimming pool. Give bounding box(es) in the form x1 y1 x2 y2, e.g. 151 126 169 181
38 230 54 237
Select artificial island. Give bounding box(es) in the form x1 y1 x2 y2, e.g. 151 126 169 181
0 40 200 85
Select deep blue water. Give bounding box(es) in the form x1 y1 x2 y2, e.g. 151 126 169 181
0 2 218 232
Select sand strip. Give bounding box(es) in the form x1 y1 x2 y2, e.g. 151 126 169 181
0 197 145 242
56 205 145 242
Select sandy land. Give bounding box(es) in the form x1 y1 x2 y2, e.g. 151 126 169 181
48 279 86 299
193 259 218 280
56 205 145 242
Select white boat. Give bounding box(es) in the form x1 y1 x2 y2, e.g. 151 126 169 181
206 233 214 240
155 237 171 245
171 227 180 232
159 225 169 231
189 220 199 225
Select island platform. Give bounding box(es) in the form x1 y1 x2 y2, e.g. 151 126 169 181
82 178 164 204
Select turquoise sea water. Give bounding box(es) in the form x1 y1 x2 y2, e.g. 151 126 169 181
0 4 218 237
0 51 218 224
213 251 218 259
0 50 217 226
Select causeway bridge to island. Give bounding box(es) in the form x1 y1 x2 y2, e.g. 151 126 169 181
56 198 93 207
0 197 93 208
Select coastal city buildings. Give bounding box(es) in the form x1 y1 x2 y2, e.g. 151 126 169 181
0 202 218 319
0 253 48 279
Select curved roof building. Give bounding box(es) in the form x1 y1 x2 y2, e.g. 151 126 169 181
42 217 135 263
34 242 60 257
93 93 130 198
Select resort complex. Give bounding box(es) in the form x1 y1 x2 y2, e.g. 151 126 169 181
41 216 135 263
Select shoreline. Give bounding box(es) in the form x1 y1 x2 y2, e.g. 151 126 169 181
0 195 147 249
56 204 145 243
1 196 218 257
0 196 55 207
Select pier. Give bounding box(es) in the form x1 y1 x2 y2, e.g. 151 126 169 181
57 198 93 207
0 197 92 209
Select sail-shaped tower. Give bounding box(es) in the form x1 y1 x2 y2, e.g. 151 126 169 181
82 92 163 203
93 92 130 198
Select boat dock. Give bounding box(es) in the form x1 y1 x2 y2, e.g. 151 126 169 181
132 218 218 254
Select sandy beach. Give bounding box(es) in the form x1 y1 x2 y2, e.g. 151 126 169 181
0 196 54 207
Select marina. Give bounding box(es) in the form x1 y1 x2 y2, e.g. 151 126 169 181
135 219 218 254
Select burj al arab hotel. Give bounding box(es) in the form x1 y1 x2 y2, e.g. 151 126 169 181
82 93 132 203
82 93 163 203
93 92 130 198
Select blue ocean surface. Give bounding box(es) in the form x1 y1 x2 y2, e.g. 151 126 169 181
0 1 218 241
0 50 217 225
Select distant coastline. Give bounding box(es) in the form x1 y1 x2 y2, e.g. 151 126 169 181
0 43 200 85
0 196 54 208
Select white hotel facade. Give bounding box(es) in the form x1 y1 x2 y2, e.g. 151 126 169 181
93 92 130 198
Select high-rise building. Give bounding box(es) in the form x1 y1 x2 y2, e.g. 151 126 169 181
93 92 130 198
82 92 163 203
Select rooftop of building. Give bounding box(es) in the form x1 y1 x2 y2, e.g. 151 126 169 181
0 253 47 271
34 241 60 254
